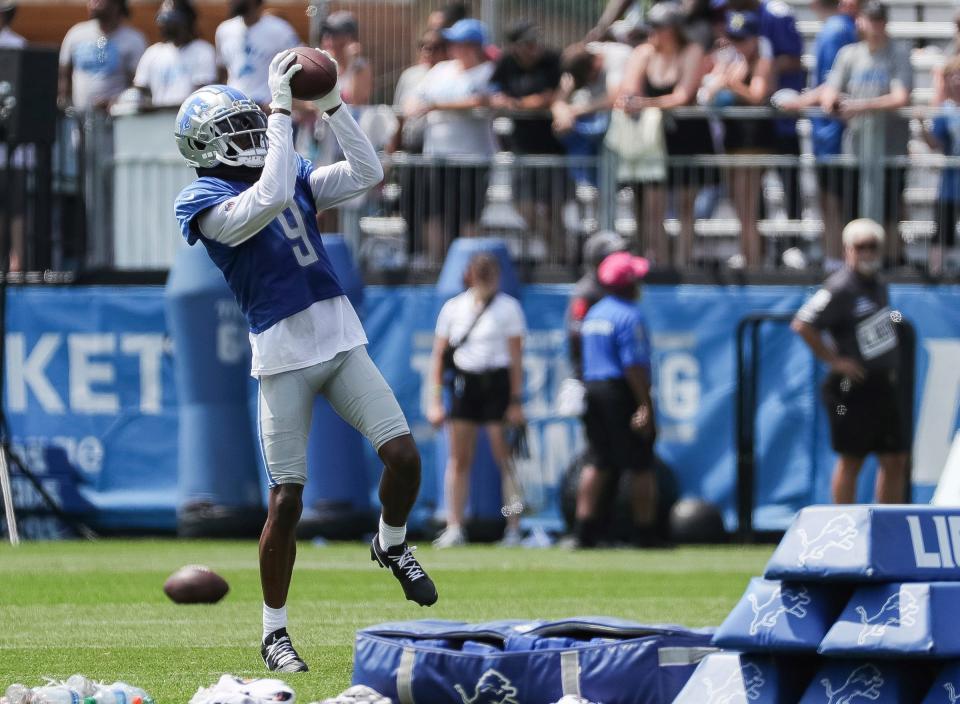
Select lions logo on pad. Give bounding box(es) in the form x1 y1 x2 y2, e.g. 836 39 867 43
945 683 960 703
455 670 519 704
855 590 919 645
820 664 884 704
748 585 811 635
797 514 859 566
703 663 764 703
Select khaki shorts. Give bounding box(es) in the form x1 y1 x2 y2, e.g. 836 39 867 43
257 345 410 486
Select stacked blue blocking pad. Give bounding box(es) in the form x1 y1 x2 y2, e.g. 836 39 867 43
675 506 960 704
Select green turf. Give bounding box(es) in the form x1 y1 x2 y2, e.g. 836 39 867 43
0 540 774 701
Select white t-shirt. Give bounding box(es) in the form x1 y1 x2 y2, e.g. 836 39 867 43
134 39 216 107
435 290 526 373
419 60 496 157
249 295 367 376
215 14 299 105
0 27 26 48
59 20 147 110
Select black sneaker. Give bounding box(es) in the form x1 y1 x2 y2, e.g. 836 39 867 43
370 537 438 606
261 627 309 672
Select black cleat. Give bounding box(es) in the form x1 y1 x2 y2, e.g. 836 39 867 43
371 536 438 606
261 628 309 672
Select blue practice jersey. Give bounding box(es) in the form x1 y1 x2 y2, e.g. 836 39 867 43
174 155 344 333
581 295 651 382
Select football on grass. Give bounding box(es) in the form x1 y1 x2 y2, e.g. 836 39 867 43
289 47 338 101
163 565 229 604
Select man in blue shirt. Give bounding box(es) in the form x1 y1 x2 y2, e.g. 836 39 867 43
779 0 858 265
174 51 437 673
574 251 657 548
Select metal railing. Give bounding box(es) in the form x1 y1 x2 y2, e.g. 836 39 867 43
7 105 960 280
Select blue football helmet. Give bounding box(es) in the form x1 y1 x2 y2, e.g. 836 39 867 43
175 85 268 168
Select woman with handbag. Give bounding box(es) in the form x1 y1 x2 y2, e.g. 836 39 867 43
613 1 715 266
427 253 527 548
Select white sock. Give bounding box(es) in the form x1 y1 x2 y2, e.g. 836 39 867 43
262 603 287 642
379 516 406 549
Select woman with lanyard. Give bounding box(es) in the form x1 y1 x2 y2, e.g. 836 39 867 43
428 254 527 548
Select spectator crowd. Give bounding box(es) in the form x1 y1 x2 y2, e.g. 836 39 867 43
4 0 959 273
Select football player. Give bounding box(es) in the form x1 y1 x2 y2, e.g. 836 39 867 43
174 51 438 674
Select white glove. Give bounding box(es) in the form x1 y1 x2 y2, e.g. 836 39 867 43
312 49 343 114
268 50 301 112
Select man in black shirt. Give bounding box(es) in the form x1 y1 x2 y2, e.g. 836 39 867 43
791 218 908 504
490 21 568 258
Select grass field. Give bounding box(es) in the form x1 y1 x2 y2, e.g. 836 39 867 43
0 540 775 701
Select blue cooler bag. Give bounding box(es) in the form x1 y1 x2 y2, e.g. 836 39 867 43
352 618 715 704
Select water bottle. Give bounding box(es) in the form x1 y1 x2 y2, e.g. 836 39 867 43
32 686 81 704
105 684 153 704
4 684 35 704
64 678 96 699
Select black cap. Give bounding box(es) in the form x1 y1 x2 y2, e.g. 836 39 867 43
0 0 16 11
322 10 359 37
647 2 685 29
861 0 888 21
506 19 539 44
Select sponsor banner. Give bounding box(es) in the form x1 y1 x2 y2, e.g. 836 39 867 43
819 582 960 658
673 651 817 704
3 284 960 536
766 506 960 582
712 577 852 653
798 660 933 704
3 286 178 534
923 662 960 704
364 284 960 532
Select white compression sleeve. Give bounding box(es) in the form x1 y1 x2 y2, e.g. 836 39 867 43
197 113 297 247
308 107 384 209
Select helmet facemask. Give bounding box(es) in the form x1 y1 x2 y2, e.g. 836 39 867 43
204 108 268 168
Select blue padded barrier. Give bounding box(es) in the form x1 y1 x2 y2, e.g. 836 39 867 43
712 578 852 653
921 662 960 703
353 618 714 704
819 583 960 658
798 659 936 704
672 651 817 703
765 506 960 583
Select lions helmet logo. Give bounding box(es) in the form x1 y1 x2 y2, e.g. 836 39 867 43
944 682 960 703
797 514 859 566
455 670 519 704
855 590 920 645
821 664 884 704
703 663 765 703
728 12 746 30
748 585 811 635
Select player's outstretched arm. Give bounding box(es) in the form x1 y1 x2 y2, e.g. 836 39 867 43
307 50 384 209
198 52 302 247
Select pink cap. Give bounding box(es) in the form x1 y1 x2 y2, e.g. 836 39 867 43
597 251 650 287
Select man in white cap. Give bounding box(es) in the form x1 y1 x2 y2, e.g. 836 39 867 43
792 218 908 504
0 0 26 48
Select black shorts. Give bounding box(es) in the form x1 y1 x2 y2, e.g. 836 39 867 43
448 367 510 423
935 198 959 248
821 370 908 457
815 163 907 224
425 163 490 227
582 379 654 473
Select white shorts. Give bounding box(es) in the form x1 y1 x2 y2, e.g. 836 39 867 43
257 345 410 486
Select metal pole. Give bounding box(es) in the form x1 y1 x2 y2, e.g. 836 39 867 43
0 450 18 546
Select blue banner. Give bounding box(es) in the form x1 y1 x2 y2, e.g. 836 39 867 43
3 284 960 537
3 286 177 535
363 284 960 532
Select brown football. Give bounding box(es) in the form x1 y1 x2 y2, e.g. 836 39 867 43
288 47 338 101
163 564 229 604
